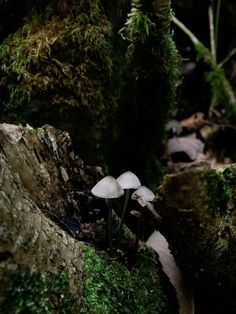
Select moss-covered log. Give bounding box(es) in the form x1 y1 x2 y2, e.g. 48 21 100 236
0 124 174 313
156 164 236 313
111 0 179 187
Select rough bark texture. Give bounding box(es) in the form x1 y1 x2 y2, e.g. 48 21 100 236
155 164 236 313
0 123 104 307
0 124 103 231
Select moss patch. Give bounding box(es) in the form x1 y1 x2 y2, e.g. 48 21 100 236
1 272 79 314
204 169 229 216
0 245 175 314
80 243 174 314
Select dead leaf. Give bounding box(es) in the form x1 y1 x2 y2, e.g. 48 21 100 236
180 112 204 130
167 137 205 161
146 231 195 314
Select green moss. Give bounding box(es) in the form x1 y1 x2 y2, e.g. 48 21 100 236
222 165 236 187
111 2 179 186
80 243 173 314
1 272 78 314
222 165 236 211
204 170 229 216
0 1 113 116
0 244 174 314
0 0 114 166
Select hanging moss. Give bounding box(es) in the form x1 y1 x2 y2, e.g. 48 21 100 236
111 0 179 187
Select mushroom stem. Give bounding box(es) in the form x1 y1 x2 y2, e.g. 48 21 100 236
119 189 130 233
134 213 142 253
106 199 113 245
145 202 161 221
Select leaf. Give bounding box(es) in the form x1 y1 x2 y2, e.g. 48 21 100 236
180 112 205 130
146 231 195 314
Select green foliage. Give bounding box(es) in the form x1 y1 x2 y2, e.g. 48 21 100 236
1 272 78 314
80 243 173 314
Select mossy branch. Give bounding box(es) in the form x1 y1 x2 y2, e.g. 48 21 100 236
172 15 236 117
208 2 216 63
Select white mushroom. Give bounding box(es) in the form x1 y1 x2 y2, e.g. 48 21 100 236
116 171 141 190
91 175 124 199
131 186 155 202
91 176 124 244
116 171 141 233
132 186 161 221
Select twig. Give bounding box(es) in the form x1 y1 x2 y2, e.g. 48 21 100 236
208 3 216 62
203 119 236 131
219 48 236 68
214 0 222 57
172 14 236 114
171 15 200 46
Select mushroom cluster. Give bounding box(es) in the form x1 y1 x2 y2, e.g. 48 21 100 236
91 171 160 246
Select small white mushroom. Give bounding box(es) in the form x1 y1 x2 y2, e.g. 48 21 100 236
131 186 155 202
91 175 124 199
116 171 141 234
116 171 141 190
91 176 124 244
132 186 161 221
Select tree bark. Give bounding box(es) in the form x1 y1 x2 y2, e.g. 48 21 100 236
0 128 83 304
0 123 174 313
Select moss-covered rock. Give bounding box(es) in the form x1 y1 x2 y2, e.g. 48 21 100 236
156 164 236 313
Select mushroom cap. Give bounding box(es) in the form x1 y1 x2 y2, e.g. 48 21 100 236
116 171 141 190
131 186 155 202
91 175 124 199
